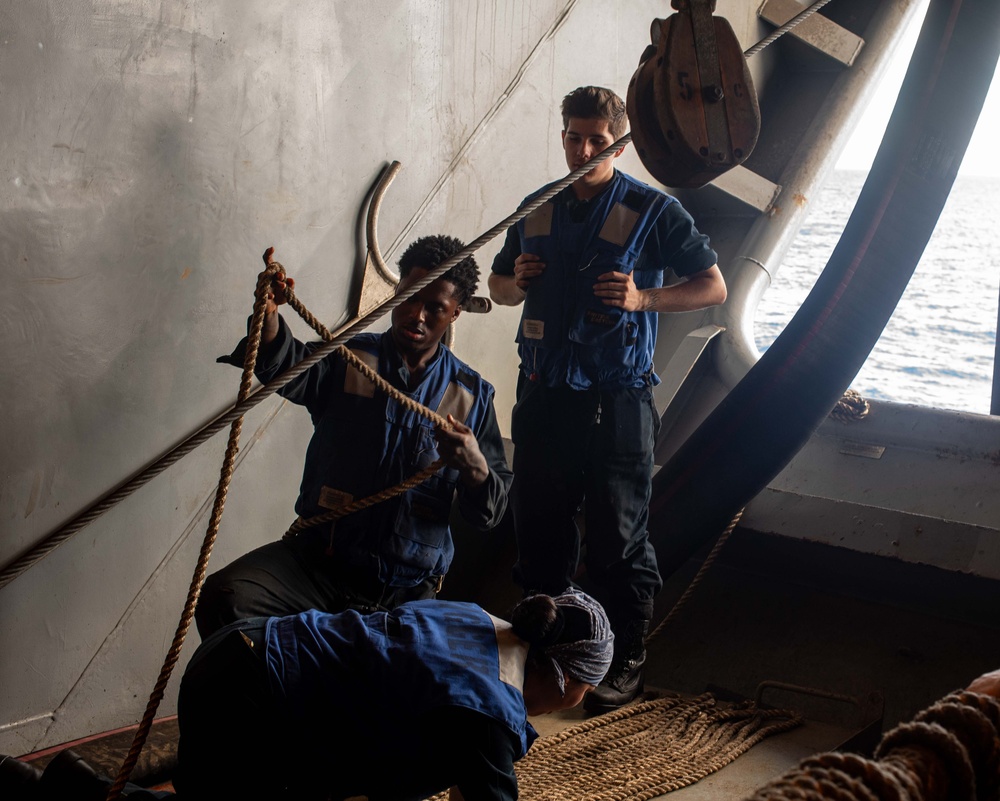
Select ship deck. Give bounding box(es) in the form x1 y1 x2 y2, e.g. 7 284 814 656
19 527 1000 799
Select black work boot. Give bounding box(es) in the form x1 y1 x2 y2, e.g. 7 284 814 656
38 749 112 801
584 619 649 714
0 754 43 800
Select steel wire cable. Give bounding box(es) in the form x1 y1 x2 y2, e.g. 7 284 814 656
0 137 628 591
0 0 834 590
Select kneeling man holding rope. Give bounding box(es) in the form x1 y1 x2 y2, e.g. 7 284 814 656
195 235 512 638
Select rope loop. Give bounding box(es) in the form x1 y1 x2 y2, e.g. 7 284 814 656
283 459 446 538
829 388 870 423
267 263 453 539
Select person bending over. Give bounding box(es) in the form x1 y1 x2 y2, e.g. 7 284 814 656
173 588 612 800
3 590 612 800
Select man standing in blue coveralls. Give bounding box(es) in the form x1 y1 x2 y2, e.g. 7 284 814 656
488 86 727 713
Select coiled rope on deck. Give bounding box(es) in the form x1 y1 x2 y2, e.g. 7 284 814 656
743 690 1000 801
422 685 1000 801
428 694 803 801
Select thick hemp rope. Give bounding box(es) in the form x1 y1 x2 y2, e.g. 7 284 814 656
268 261 451 539
420 684 1000 801
104 263 280 800
743 690 1000 801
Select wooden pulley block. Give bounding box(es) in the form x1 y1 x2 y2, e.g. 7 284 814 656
627 0 760 189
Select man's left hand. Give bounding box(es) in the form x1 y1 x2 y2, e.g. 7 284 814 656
435 414 489 487
594 270 647 312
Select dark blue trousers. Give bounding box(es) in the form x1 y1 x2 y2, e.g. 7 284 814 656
510 381 663 626
194 534 439 639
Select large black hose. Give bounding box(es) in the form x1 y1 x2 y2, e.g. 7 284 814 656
650 0 1000 579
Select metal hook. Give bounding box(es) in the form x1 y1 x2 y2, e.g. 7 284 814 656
367 160 403 286
357 161 403 318
357 159 490 351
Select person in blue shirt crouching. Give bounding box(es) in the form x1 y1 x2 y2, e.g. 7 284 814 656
1 589 612 801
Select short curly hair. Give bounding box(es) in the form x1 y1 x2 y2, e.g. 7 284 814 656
397 234 479 306
561 86 628 139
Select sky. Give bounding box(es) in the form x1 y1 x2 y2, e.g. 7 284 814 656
836 2 1000 177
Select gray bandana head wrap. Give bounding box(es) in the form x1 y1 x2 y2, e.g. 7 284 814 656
543 589 615 694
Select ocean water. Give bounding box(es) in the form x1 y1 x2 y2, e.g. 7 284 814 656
754 169 1000 415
